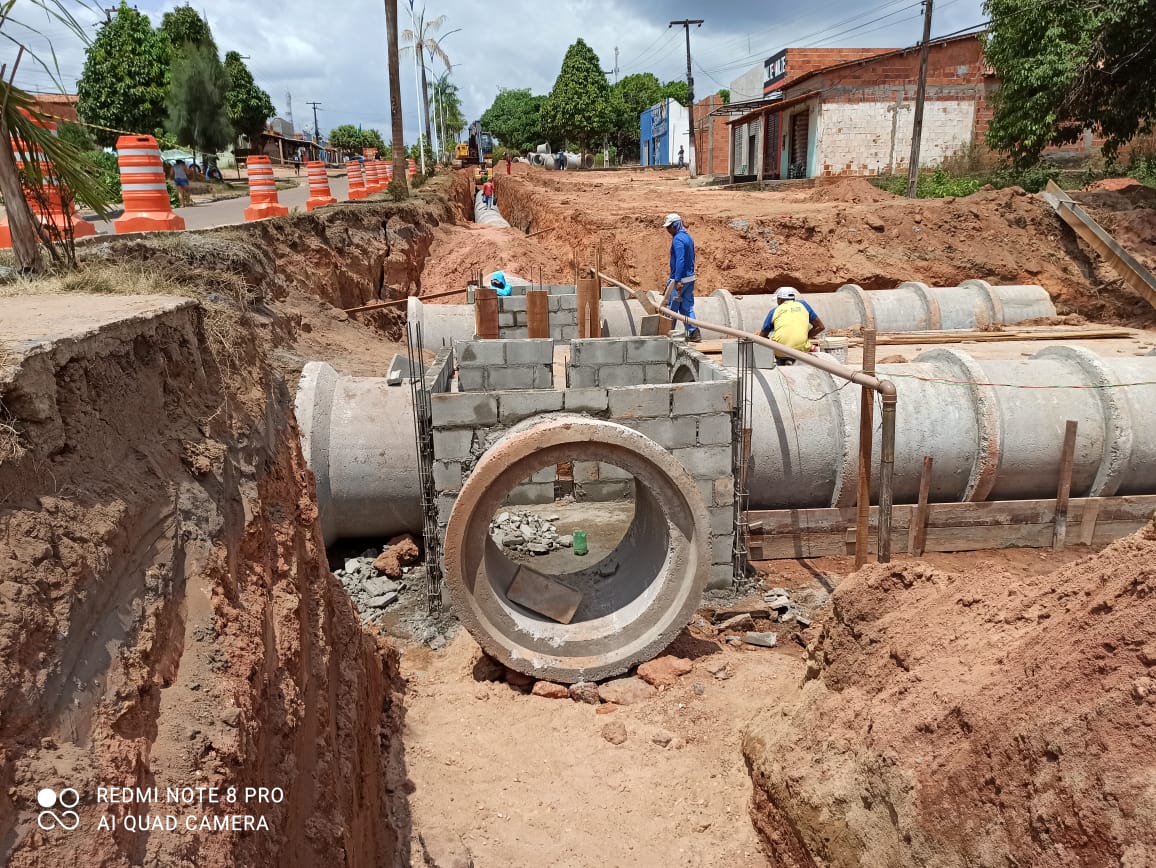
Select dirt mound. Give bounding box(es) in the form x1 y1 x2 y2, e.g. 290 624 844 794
1083 176 1152 193
743 517 1156 867
807 177 897 204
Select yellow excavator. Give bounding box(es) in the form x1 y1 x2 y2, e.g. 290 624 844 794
453 121 494 168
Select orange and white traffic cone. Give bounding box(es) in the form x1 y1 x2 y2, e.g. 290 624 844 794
346 160 367 200
113 134 185 234
0 114 99 246
407 158 417 178
244 155 288 221
383 161 394 183
364 160 381 193
305 160 337 211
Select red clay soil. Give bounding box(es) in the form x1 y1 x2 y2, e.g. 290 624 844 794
0 295 405 862
490 169 1156 328
742 517 1156 867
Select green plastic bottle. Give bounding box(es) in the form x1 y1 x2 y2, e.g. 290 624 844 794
572 530 588 556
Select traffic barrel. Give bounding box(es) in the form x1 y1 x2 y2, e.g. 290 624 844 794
112 134 185 234
244 155 288 221
305 160 337 211
364 160 381 193
382 160 394 182
407 159 417 178
346 159 367 200
0 112 97 247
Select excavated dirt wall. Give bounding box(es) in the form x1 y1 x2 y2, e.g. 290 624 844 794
0 195 450 863
741 519 1156 867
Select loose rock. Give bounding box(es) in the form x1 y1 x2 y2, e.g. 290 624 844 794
471 653 506 682
715 613 755 632
387 533 421 565
652 730 674 747
505 668 534 690
418 827 474 868
531 680 570 699
595 703 618 715
372 549 402 578
743 631 778 648
569 681 602 704
597 676 657 705
601 721 628 745
637 655 693 689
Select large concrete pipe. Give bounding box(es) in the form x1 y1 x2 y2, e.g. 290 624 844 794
443 415 711 683
749 346 1156 508
473 190 510 227
295 361 422 544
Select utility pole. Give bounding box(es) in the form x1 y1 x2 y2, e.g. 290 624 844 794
307 101 322 145
614 46 619 84
905 0 933 198
670 19 703 179
285 91 294 133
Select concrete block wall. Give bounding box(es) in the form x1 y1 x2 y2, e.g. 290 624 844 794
429 349 739 589
567 337 676 388
453 339 554 391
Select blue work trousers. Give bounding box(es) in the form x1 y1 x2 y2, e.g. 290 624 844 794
669 280 700 333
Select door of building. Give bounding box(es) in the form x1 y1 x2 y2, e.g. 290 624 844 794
764 113 781 179
789 111 809 178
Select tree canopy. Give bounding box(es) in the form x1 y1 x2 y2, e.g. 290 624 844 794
480 88 545 153
166 42 232 156
984 0 1156 164
76 2 171 146
223 51 274 143
161 5 215 49
540 39 611 152
659 80 689 107
328 124 387 155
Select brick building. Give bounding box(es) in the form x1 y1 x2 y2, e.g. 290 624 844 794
691 95 732 177
724 33 995 181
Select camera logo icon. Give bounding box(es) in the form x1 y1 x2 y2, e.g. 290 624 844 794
36 787 80 831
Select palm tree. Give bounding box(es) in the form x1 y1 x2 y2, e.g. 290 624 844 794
401 5 451 165
0 0 114 272
384 0 407 189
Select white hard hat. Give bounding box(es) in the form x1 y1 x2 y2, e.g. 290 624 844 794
775 287 798 301
662 213 681 228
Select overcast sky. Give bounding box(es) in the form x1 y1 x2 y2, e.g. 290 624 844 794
7 0 986 143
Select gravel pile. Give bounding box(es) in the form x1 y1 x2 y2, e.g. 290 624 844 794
489 510 573 555
335 547 419 622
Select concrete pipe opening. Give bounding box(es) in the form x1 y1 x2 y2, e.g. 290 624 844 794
443 415 711 684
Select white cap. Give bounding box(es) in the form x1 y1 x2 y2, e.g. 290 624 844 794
662 213 681 228
775 287 798 301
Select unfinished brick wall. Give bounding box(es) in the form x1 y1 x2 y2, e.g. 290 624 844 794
692 95 732 177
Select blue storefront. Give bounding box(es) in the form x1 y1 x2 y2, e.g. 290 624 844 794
639 99 688 166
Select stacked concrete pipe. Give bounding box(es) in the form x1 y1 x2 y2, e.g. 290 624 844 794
473 190 510 228
297 348 1156 543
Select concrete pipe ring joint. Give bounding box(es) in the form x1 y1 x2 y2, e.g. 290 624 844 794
442 414 712 684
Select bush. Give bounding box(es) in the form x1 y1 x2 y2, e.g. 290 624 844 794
990 163 1060 193
386 179 408 201
167 180 179 208
78 150 121 205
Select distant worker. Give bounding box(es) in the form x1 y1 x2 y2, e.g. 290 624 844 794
662 213 701 343
172 159 192 207
292 148 302 175
489 271 512 297
758 287 826 365
556 149 565 171
677 145 685 168
505 152 512 175
482 178 495 209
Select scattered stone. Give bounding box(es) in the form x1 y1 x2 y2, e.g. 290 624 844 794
702 657 728 676
372 549 402 578
669 736 686 750
601 721 628 745
692 682 705 696
387 533 421 565
742 631 778 648
637 655 693 689
489 510 567 556
365 576 400 597
418 827 474 868
558 535 573 547
728 218 751 232
796 613 813 628
597 558 619 577
220 708 240 727
474 686 489 701
598 676 657 705
652 730 674 747
715 613 755 632
531 680 570 699
366 592 399 608
595 703 618 715
505 668 534 690
865 214 885 231
569 681 602 704
472 653 506 682
878 354 910 365
428 634 446 651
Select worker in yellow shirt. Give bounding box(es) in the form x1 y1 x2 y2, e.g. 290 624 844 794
758 287 826 365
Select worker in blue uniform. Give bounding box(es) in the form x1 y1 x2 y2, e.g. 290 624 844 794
662 213 702 342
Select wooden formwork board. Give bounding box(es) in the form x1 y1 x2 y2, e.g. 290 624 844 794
746 495 1156 559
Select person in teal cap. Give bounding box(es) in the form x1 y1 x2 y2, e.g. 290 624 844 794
489 271 512 297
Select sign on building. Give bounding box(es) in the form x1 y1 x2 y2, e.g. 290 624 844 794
763 49 787 93
651 100 669 138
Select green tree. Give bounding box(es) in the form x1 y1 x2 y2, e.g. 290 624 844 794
984 0 1156 165
328 123 365 151
161 4 215 49
58 121 96 151
401 9 453 158
166 43 232 157
718 88 730 104
540 39 612 154
430 73 466 154
76 2 171 146
362 129 388 155
480 88 545 153
609 72 663 158
223 51 274 144
659 79 689 107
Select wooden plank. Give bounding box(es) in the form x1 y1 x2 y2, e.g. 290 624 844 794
506 565 582 624
1053 420 1078 550
1078 498 1103 546
1045 179 1156 312
910 456 934 556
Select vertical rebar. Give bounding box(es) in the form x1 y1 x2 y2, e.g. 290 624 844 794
878 389 897 563
732 339 754 585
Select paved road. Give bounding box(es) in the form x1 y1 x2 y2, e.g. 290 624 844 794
81 173 352 235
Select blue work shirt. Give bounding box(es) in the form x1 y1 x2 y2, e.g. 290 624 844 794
761 298 818 334
669 228 696 282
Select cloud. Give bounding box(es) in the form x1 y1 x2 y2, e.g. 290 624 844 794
7 0 985 145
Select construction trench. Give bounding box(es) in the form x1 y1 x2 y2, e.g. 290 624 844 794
2 168 1156 866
